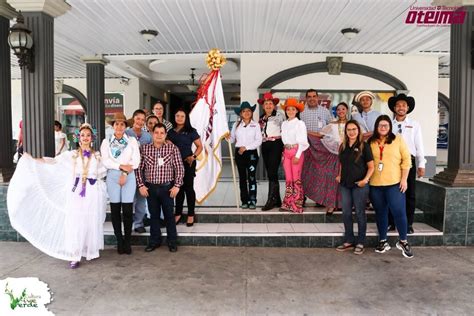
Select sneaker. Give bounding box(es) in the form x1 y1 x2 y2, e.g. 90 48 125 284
248 201 256 209
408 226 414 234
396 240 414 258
241 203 249 209
375 240 391 253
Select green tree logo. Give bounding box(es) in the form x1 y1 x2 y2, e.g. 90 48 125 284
4 283 27 310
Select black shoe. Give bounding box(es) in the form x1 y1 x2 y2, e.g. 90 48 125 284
116 239 125 255
408 226 414 234
396 240 414 258
143 216 151 227
186 215 195 227
375 240 391 253
145 244 160 252
123 240 132 255
134 227 146 234
168 244 178 252
387 225 396 232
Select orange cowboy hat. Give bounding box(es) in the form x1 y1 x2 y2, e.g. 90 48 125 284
281 98 305 112
257 92 280 105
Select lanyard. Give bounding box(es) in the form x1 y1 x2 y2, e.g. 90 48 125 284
377 141 385 161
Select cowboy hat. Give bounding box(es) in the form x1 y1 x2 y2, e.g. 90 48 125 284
234 101 257 115
110 112 129 127
281 98 305 112
388 93 415 114
257 92 280 105
354 90 376 102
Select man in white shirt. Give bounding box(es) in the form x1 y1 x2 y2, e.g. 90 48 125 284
351 91 381 140
388 93 426 234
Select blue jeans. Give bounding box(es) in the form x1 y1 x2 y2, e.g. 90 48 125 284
106 169 136 203
340 184 369 245
370 184 407 241
146 183 177 246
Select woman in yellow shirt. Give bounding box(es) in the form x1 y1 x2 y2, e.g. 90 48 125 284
368 115 413 258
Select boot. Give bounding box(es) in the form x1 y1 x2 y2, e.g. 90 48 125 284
122 203 133 255
273 181 282 207
110 203 124 254
261 181 275 211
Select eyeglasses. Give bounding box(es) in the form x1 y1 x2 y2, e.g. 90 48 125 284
378 124 390 129
398 124 402 134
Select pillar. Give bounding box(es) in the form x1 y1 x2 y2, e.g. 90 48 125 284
433 6 474 186
0 1 16 181
7 0 70 158
81 55 109 151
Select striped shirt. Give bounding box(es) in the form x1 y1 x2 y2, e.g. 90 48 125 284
136 142 184 188
300 105 333 132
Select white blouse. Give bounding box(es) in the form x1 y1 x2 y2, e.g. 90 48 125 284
230 120 263 150
281 118 309 158
100 134 140 170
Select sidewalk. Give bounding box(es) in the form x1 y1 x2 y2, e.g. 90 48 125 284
1 242 473 315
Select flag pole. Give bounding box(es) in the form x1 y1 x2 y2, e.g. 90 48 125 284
226 136 240 209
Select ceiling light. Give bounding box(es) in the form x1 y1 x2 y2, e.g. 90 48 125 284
341 28 360 40
140 29 158 42
186 68 199 92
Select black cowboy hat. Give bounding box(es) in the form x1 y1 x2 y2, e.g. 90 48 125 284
234 101 257 115
388 93 415 114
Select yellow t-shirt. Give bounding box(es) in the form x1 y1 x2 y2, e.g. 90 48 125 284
369 135 412 186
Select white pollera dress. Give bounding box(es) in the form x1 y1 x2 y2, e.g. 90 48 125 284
7 151 107 262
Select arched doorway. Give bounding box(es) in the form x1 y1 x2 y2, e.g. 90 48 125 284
256 61 408 180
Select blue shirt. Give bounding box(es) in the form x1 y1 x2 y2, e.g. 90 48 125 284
352 109 381 133
125 128 152 146
167 128 200 159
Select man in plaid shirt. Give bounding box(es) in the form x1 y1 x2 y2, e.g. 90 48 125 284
137 123 184 252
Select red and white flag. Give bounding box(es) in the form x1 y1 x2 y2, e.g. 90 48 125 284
190 70 229 203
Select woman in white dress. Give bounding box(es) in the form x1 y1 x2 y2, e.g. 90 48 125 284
54 120 67 156
7 123 107 269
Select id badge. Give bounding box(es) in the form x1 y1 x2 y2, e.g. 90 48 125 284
158 157 164 167
378 162 384 172
317 120 323 129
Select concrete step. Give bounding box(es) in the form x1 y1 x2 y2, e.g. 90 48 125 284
105 207 425 224
104 222 443 248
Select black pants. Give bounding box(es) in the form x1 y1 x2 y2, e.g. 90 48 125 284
235 149 259 203
389 156 416 227
110 202 133 244
175 161 196 216
262 140 283 181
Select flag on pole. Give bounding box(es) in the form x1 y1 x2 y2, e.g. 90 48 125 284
190 49 229 203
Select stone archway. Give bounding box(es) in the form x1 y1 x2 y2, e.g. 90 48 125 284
62 84 87 112
258 61 408 91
